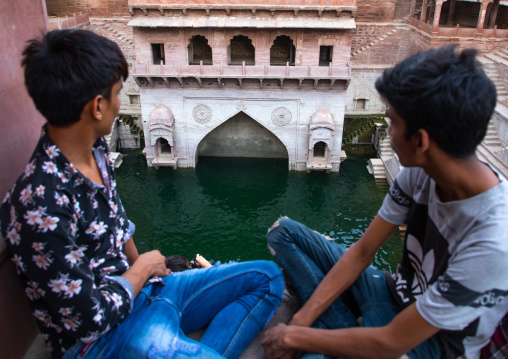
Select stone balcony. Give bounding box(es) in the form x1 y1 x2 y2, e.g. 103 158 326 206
410 17 508 39
127 0 357 19
132 62 351 90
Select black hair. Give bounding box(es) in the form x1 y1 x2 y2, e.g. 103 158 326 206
165 255 190 272
375 45 497 158
21 29 128 127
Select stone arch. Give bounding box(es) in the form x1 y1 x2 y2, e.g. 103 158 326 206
313 141 327 158
148 104 177 168
194 111 289 164
188 35 212 65
155 137 172 155
270 35 295 66
228 35 255 65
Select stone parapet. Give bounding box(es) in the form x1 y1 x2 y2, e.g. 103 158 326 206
133 62 351 90
127 2 356 19
410 16 508 39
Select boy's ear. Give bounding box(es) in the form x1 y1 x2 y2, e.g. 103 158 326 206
415 128 430 155
87 94 104 121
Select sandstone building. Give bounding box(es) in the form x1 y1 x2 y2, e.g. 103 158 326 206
45 0 508 178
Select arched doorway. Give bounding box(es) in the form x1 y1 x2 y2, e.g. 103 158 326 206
228 35 255 65
188 35 212 65
270 35 295 66
313 141 327 158
157 137 172 155
196 111 288 160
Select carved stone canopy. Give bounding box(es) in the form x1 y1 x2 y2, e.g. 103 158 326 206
149 104 174 128
310 109 334 130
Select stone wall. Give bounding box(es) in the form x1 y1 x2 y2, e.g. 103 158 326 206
407 27 508 56
45 0 129 17
355 0 396 22
494 107 508 148
351 24 410 64
87 18 140 113
393 0 411 21
133 27 353 67
346 66 388 114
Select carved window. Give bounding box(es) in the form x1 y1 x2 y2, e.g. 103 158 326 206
270 35 295 66
188 35 212 65
319 46 333 66
228 35 255 65
355 99 367 111
151 43 165 65
129 95 140 106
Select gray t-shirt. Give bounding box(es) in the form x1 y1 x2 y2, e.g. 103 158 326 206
379 167 508 358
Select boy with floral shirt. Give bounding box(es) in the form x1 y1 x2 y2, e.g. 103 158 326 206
0 29 283 359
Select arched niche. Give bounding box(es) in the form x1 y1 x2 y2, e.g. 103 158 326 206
148 105 177 167
188 35 212 65
228 35 255 65
307 109 335 172
196 111 288 160
270 35 295 66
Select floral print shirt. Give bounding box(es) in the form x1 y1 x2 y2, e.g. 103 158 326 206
0 125 135 358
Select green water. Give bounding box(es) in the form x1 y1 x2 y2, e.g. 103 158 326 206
116 152 402 273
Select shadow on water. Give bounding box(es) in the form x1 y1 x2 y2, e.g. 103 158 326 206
196 157 289 216
116 151 402 272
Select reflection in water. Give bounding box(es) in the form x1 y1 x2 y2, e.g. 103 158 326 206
116 151 402 272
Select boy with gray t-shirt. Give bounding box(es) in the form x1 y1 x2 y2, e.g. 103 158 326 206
262 45 508 359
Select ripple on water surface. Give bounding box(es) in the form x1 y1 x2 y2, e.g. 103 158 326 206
116 152 402 272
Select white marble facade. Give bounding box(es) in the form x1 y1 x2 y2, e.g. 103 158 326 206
140 87 347 172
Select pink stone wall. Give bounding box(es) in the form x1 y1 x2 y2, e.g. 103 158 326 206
355 0 396 22
351 24 410 64
0 0 47 357
407 27 508 56
46 0 130 17
133 27 352 67
393 0 411 20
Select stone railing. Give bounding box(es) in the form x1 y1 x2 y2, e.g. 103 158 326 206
128 0 355 6
48 13 90 30
133 62 351 79
410 17 508 38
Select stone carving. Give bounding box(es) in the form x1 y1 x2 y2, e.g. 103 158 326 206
271 107 292 126
237 100 247 111
193 104 212 124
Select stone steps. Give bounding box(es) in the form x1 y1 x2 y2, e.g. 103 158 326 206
351 27 403 57
102 24 135 46
367 158 387 179
479 56 508 98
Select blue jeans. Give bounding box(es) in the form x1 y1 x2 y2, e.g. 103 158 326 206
267 217 440 359
64 261 284 359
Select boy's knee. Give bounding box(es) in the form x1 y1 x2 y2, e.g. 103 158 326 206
267 217 298 252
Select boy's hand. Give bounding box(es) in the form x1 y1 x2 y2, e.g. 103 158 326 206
138 250 171 277
195 254 213 268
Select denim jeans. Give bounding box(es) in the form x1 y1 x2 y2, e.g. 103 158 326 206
64 260 284 359
267 217 440 359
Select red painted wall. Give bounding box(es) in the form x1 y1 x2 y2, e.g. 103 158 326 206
0 0 47 358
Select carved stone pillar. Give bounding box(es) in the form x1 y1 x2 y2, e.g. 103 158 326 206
447 0 456 26
410 0 417 18
488 0 500 29
432 0 443 33
421 0 428 23
476 1 491 35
